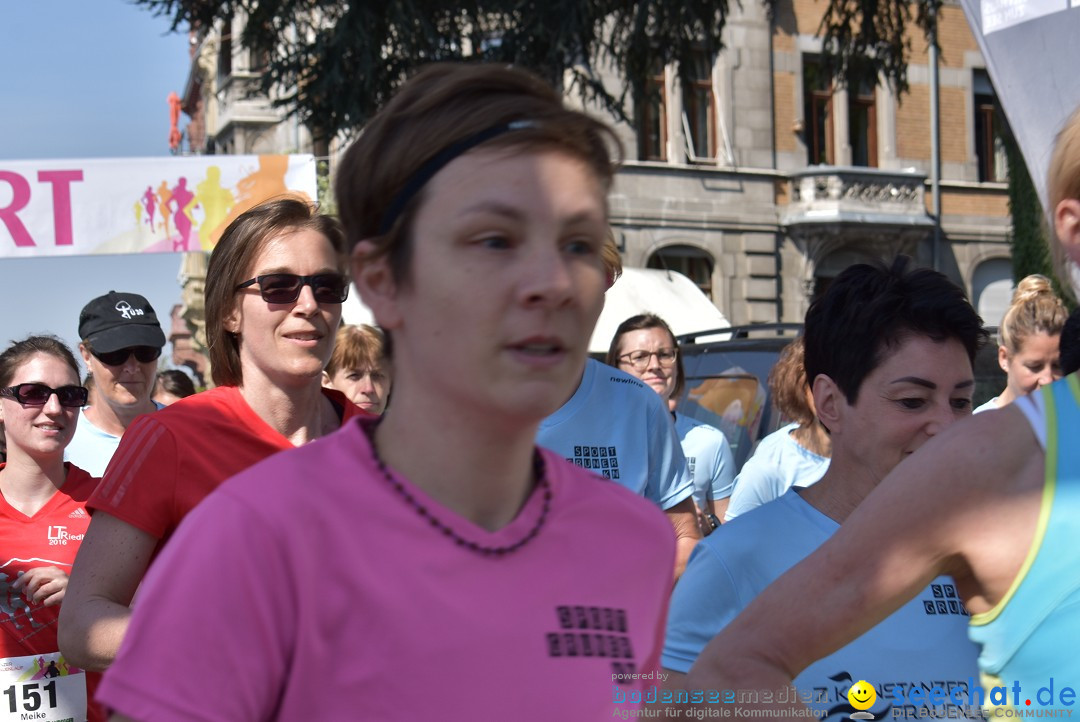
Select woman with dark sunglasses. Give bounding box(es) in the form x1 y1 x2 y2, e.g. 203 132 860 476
65 290 167 477
59 198 367 673
0 335 106 722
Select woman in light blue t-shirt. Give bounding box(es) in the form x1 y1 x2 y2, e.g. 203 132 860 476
724 336 831 521
607 313 736 534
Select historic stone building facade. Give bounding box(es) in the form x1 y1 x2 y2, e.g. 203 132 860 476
181 0 1013 327
602 0 1011 326
182 15 314 157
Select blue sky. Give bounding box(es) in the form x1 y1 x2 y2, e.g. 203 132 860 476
0 1 192 364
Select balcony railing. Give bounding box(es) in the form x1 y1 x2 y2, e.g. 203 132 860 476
784 166 934 231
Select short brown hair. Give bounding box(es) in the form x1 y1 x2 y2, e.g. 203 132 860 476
334 62 622 284
326 324 388 377
205 197 346 387
602 232 624 288
155 369 197 399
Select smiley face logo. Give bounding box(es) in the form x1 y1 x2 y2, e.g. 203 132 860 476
848 680 877 711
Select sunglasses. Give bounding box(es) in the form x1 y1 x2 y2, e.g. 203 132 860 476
0 383 89 408
235 273 349 305
92 346 162 366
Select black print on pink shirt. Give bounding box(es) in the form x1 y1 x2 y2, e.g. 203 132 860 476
545 605 636 676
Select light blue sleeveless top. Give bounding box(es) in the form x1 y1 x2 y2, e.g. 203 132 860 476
968 374 1080 698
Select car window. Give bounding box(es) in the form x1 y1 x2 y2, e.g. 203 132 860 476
676 342 792 471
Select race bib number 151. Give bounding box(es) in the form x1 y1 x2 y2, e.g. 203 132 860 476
0 652 86 722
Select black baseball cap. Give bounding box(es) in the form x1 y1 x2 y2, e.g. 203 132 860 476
78 291 167 353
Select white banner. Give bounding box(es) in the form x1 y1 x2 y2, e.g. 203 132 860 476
0 155 318 258
980 0 1064 34
960 1 1080 210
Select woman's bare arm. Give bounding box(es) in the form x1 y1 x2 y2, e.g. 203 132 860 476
58 512 158 671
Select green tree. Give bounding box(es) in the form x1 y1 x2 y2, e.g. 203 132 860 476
1006 133 1051 282
806 0 940 95
137 0 939 146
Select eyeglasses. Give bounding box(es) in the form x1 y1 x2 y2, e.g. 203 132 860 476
235 273 350 305
618 348 678 371
0 383 88 408
92 346 162 366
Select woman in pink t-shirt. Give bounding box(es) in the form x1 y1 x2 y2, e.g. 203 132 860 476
97 64 677 721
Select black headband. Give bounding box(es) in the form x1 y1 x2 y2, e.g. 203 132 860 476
377 119 539 236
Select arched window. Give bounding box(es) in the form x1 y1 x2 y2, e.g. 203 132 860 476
647 245 714 299
972 258 1013 327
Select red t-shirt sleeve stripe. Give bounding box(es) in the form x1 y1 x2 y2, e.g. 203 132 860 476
93 417 167 505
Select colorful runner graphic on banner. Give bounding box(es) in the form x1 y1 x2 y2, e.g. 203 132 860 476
0 155 317 258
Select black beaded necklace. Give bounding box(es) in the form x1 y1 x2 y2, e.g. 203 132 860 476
362 419 552 556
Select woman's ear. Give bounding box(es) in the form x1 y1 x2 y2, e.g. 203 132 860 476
352 241 403 330
223 303 241 335
811 374 843 434
1055 199 1080 264
998 344 1010 373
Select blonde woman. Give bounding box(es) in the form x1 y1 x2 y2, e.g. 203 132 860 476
975 274 1067 412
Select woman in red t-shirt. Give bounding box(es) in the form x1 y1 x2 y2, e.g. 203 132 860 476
59 199 366 675
0 335 103 722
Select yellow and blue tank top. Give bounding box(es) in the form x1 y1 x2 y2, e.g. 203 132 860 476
968 374 1080 703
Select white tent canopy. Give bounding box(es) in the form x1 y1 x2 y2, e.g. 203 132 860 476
341 267 729 354
588 268 729 353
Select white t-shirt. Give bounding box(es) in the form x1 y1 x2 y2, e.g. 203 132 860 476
973 397 1000 414
975 394 1046 448
538 360 693 510
724 422 829 521
65 403 164 477
673 412 735 510
664 490 982 720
